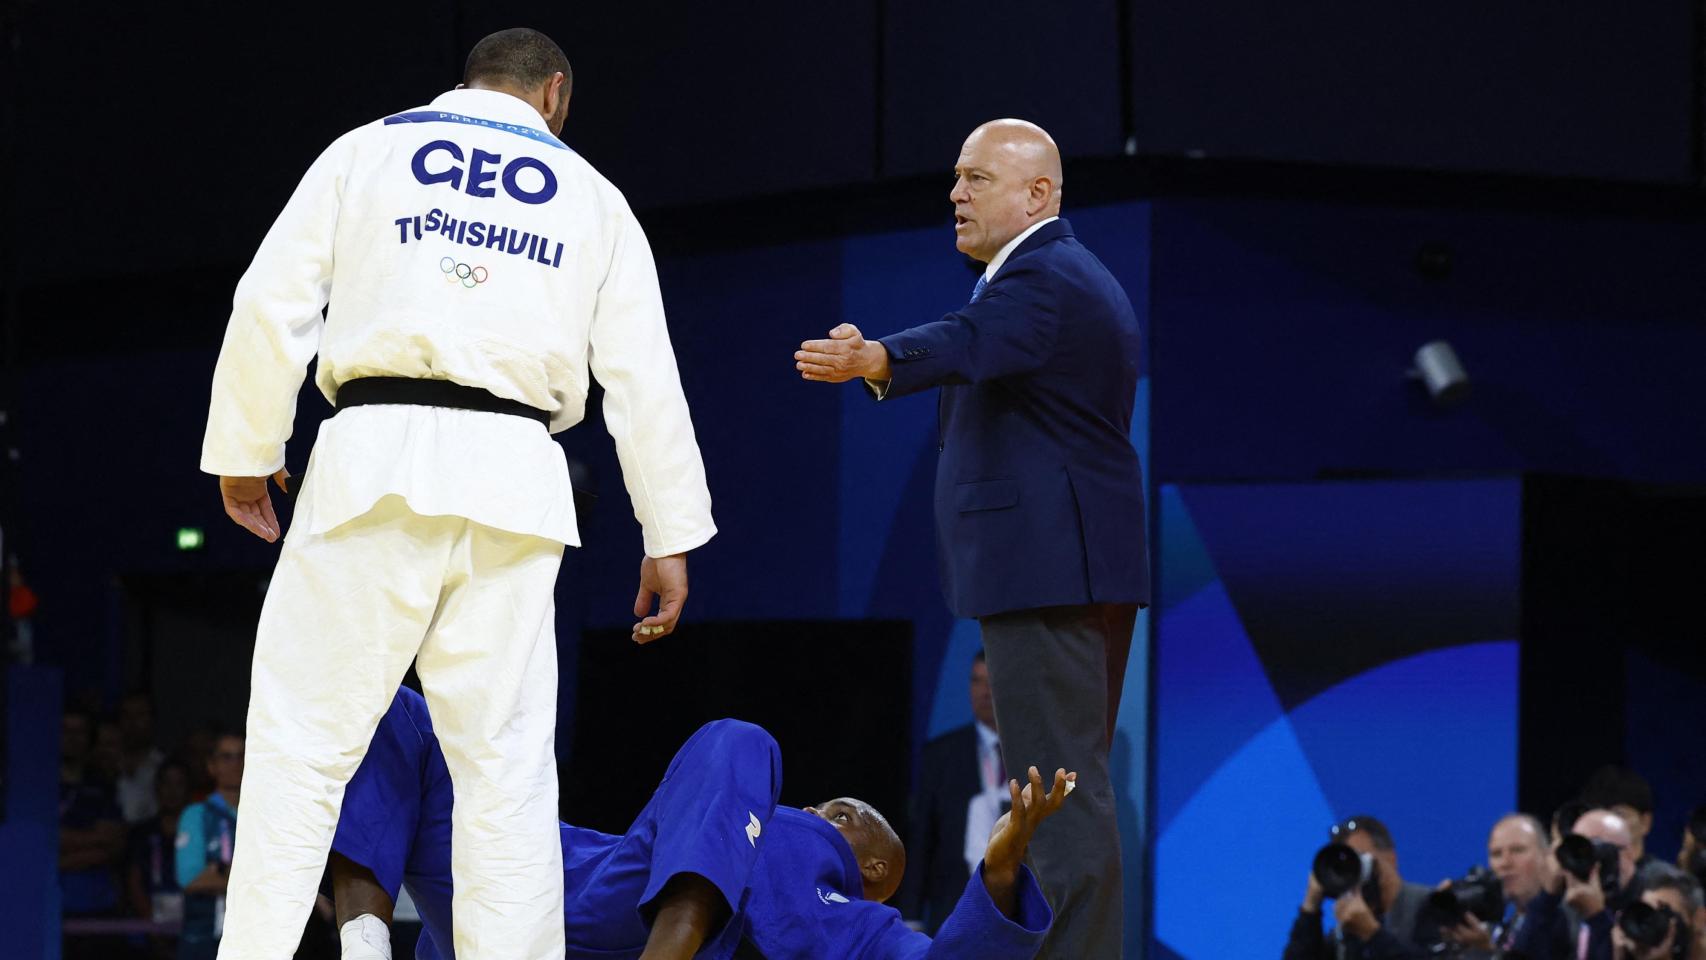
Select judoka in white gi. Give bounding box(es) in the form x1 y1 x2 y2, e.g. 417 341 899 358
199 28 715 960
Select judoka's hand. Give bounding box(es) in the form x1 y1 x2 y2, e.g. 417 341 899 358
219 470 291 543
796 324 890 384
982 766 1074 918
633 553 688 643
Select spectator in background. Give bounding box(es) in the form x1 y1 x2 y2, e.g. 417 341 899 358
1517 808 1645 960
127 760 190 958
117 693 167 824
1441 813 1578 955
174 724 216 802
1554 798 1594 846
1678 809 1706 889
60 708 126 916
176 732 243 960
92 715 126 786
1583 766 1666 884
898 650 1004 933
1285 814 1443 959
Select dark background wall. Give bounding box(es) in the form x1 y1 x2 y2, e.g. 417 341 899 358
7 3 1706 957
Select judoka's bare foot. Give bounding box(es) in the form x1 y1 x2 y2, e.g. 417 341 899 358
639 872 728 960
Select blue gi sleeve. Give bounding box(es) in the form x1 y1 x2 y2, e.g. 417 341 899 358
174 801 208 888
634 719 783 922
858 862 1051 960
876 261 1060 401
330 690 431 900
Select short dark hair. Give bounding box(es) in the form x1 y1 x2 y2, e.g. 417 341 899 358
1331 814 1395 852
1581 765 1654 815
1553 797 1592 835
464 28 572 93
1645 863 1706 911
972 649 986 665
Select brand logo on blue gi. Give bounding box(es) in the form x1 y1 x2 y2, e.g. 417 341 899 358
440 257 488 288
746 812 762 847
816 887 850 905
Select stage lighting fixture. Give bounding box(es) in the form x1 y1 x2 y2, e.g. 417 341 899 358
1409 341 1470 408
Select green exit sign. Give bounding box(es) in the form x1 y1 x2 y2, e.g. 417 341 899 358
176 527 206 551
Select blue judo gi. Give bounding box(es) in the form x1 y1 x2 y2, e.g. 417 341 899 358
332 689 1052 960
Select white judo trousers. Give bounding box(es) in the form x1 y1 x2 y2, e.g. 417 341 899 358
219 492 566 960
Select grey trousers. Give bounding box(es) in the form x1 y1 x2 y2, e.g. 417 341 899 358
979 602 1138 960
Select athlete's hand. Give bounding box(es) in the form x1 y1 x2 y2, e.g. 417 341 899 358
983 766 1073 918
219 470 291 542
633 553 688 644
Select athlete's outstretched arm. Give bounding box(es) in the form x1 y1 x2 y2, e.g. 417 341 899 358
983 766 1073 918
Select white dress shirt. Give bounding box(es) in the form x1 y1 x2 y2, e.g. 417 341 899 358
982 216 1059 281
202 89 714 554
963 721 1004 874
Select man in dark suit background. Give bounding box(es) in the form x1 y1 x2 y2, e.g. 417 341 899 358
795 118 1149 959
898 650 1006 934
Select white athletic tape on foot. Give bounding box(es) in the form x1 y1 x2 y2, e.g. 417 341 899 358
340 913 392 960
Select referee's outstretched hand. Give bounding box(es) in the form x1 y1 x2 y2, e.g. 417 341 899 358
633 553 689 644
983 766 1075 919
219 470 291 543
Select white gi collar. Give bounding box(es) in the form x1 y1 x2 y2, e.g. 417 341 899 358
428 88 558 137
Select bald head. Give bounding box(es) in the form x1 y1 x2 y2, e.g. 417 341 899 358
970 119 1063 185
1488 814 1548 904
950 119 1064 262
1573 808 1638 889
805 797 906 903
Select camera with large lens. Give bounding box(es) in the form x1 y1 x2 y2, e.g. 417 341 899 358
1425 865 1504 924
1556 832 1621 898
1313 842 1380 902
1619 902 1687 960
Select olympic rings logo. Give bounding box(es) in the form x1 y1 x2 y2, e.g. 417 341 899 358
439 257 489 288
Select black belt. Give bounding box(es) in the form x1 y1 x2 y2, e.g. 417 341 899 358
335 377 550 426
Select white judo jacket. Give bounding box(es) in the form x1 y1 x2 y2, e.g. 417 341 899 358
201 88 715 555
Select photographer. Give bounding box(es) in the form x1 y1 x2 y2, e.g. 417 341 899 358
1674 806 1706 889
1583 767 1665 886
1612 866 1705 960
1440 814 1577 955
1515 809 1645 960
1285 815 1442 959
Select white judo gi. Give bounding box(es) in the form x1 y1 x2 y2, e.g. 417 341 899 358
200 88 715 960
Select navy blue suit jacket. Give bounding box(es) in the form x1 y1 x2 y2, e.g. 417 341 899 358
878 218 1149 619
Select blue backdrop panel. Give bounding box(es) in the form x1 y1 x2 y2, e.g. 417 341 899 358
1154 479 1520 958
1130 0 1694 182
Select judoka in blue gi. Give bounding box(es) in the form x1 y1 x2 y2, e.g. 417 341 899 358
329 689 1067 960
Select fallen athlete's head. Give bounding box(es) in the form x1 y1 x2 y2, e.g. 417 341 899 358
803 797 907 903
463 28 574 135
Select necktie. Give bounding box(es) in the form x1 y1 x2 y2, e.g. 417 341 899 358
970 275 988 304
984 741 1004 791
